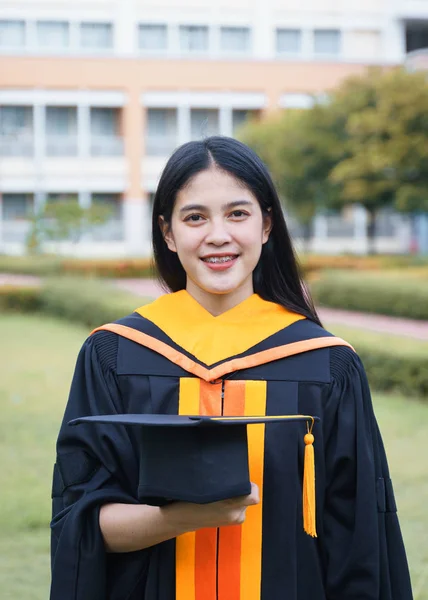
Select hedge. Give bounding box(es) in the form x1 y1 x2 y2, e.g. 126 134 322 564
0 278 145 329
1 279 426 398
0 255 154 278
311 270 428 320
2 253 428 279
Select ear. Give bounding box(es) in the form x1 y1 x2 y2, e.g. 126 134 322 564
262 208 273 244
159 216 177 253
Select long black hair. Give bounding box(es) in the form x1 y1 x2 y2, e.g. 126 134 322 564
151 136 322 326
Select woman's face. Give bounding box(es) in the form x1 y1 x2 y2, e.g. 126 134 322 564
161 168 272 312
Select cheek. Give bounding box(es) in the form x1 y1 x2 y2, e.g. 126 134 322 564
173 224 203 254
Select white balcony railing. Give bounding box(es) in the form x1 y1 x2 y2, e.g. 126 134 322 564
146 135 178 156
46 136 78 157
2 220 31 243
90 136 124 156
0 135 34 157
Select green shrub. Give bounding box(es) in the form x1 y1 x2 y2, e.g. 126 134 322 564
39 278 147 329
0 285 42 313
357 347 427 397
311 270 428 320
0 255 62 276
0 255 155 278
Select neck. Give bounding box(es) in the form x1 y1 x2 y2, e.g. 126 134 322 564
186 280 254 316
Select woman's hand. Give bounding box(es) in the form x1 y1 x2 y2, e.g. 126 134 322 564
164 482 260 531
100 483 260 553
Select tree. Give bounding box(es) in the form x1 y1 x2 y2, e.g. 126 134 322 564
27 198 113 254
240 105 343 250
329 68 428 252
241 67 428 254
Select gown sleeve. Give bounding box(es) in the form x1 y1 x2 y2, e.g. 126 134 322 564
320 346 413 600
50 331 150 600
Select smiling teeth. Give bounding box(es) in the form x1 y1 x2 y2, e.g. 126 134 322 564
203 256 235 263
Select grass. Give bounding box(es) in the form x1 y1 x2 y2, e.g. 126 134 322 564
0 314 427 598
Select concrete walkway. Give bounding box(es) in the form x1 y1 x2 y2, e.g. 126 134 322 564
2 273 428 341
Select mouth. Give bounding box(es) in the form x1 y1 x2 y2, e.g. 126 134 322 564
200 254 239 270
200 254 239 264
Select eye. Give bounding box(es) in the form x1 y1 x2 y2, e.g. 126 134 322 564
229 210 249 219
184 214 204 223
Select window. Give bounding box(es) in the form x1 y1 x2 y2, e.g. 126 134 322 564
80 22 113 49
146 108 178 155
0 106 32 135
180 26 209 52
91 193 123 241
36 21 69 49
46 107 77 155
276 29 301 54
46 107 77 135
2 194 34 220
313 29 341 54
0 106 33 156
220 27 250 53
190 109 219 139
90 108 122 155
0 20 25 48
406 22 428 53
91 108 117 136
138 24 167 50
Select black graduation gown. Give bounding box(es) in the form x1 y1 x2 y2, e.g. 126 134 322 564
50 313 413 600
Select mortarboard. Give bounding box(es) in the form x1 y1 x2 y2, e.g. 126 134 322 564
69 413 319 537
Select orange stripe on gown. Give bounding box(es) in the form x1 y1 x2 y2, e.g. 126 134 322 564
195 380 222 600
176 378 222 600
218 381 246 600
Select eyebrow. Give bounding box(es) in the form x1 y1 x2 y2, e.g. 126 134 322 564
179 200 253 214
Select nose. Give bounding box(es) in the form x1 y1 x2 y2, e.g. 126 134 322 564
204 218 233 245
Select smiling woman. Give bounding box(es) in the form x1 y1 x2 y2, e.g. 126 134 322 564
159 169 272 314
50 137 413 600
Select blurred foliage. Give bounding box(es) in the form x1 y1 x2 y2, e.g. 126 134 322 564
239 67 428 252
0 255 154 278
311 270 428 320
27 198 113 253
40 277 147 329
1 278 427 396
0 278 147 329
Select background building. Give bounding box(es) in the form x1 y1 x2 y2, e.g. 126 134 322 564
0 0 427 256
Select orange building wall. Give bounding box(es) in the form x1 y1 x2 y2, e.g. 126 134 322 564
0 55 375 203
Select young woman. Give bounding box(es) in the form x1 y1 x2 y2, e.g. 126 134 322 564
50 136 412 600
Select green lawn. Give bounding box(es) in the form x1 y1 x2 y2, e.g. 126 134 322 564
0 314 427 599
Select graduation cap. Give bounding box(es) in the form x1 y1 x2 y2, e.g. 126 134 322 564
69 413 319 537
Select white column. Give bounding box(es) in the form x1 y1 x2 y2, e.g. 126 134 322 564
313 213 328 239
26 20 37 51
34 191 46 214
79 190 91 209
33 104 46 163
0 195 3 249
69 21 80 53
123 199 150 256
77 104 91 158
178 103 191 145
115 0 137 54
353 204 368 255
219 106 233 137
170 24 181 56
301 29 313 60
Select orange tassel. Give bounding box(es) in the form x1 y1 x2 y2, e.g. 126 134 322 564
303 423 317 537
